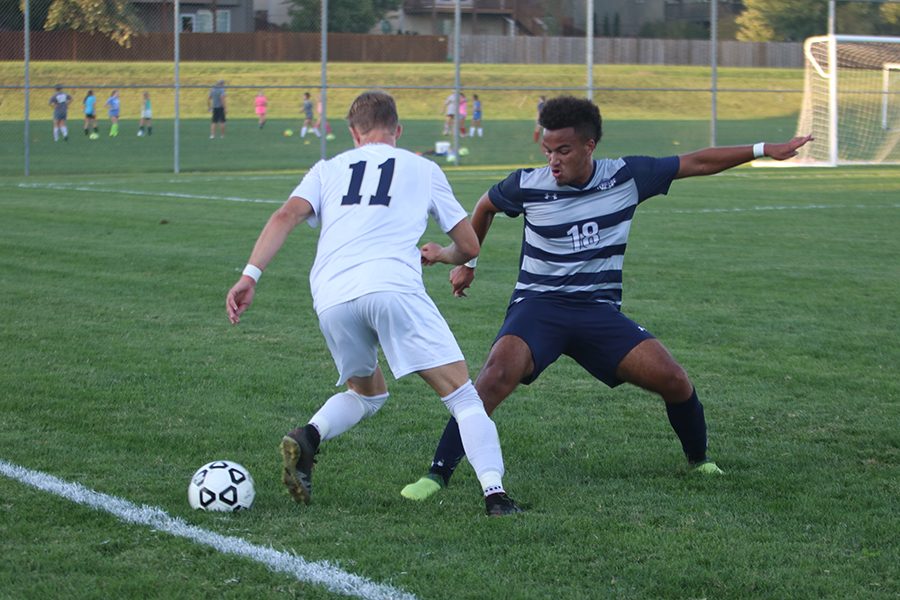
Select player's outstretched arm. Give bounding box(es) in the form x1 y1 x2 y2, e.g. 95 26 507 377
676 134 814 179
226 196 313 324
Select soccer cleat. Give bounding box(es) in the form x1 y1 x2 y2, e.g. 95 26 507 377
280 428 317 505
690 460 725 476
485 492 523 517
400 474 443 501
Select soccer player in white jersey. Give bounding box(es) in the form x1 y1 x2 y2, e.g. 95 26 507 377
401 95 813 502
225 90 521 517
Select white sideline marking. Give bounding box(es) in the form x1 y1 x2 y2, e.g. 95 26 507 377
16 182 282 205
0 459 417 600
663 202 900 215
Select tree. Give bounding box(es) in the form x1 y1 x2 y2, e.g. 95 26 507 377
736 0 825 41
43 0 142 47
737 0 900 42
289 0 400 33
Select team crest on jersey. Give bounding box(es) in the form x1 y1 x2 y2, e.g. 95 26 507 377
596 177 617 191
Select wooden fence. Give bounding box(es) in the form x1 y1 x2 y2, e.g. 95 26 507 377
463 36 803 68
0 31 802 68
0 32 449 63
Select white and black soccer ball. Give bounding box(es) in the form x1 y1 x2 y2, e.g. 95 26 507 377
188 460 255 512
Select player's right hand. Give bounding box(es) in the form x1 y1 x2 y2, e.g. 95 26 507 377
449 265 475 297
226 277 256 324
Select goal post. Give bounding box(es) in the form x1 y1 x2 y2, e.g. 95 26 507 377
794 35 900 166
883 63 900 131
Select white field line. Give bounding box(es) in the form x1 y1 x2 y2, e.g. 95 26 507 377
0 459 417 600
15 182 282 205
661 202 900 214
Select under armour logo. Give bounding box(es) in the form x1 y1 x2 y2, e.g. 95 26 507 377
544 192 558 200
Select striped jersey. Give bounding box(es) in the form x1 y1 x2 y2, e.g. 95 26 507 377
488 156 680 308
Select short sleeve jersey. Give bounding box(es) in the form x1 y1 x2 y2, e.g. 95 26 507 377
209 86 225 109
303 100 314 119
83 95 96 115
291 143 469 314
488 156 680 308
50 92 70 118
105 96 120 116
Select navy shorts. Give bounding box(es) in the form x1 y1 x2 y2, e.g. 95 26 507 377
495 296 655 388
211 107 226 123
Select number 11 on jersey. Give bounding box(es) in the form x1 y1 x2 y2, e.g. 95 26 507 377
341 159 395 207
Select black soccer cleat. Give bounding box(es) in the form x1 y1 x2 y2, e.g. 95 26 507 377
280 427 317 505
485 492 523 517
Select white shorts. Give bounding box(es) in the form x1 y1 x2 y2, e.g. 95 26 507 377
317 291 465 385
142 110 152 119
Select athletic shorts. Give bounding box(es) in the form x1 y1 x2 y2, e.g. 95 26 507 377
141 110 152 119
495 296 655 388
53 110 67 121
211 107 226 123
84 112 96 119
317 290 465 386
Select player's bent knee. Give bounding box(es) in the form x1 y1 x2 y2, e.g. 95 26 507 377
347 389 388 418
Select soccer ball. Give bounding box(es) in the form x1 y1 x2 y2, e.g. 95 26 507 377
325 133 336 141
458 147 469 156
283 129 294 137
188 460 255 511
89 133 99 140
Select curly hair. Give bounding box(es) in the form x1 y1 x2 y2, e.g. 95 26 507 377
538 96 602 144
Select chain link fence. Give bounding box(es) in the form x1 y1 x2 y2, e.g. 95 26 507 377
2 0 815 177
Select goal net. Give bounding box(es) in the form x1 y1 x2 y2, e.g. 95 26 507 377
794 35 900 165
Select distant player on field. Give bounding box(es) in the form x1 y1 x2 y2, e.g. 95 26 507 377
82 90 98 137
532 95 546 143
401 95 813 502
208 79 227 139
300 92 318 139
469 94 483 138
255 91 268 129
49 85 72 142
225 90 521 517
104 90 120 137
137 91 152 136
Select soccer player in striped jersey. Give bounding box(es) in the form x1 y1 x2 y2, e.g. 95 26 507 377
226 91 520 516
401 95 812 501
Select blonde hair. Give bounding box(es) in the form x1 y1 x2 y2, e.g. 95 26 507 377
346 91 398 135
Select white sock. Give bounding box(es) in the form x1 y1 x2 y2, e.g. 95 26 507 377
309 390 388 441
469 127 475 136
61 126 68 137
441 381 505 497
53 127 59 141
300 126 307 137
313 128 321 137
478 128 483 137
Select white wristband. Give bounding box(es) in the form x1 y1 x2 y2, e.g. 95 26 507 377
464 257 478 269
242 264 262 282
753 142 766 159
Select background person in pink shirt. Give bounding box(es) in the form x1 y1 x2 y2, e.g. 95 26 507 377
255 91 268 129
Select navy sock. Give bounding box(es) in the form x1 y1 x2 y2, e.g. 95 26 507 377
665 389 708 464
427 417 466 486
303 423 321 450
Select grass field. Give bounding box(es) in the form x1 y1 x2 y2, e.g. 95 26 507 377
1 156 898 598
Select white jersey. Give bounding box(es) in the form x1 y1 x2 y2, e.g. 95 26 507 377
291 143 468 314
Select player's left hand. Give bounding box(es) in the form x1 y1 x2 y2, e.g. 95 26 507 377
766 135 815 160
